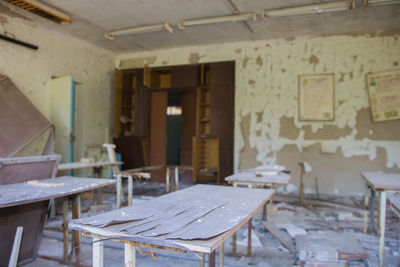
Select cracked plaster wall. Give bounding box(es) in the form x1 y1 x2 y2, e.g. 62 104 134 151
0 14 116 162
119 33 400 196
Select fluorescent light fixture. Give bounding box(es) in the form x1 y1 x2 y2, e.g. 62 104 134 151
105 22 173 40
178 13 257 30
366 0 400 6
262 1 352 18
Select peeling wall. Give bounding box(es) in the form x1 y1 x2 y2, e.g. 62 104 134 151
0 14 115 162
118 32 400 196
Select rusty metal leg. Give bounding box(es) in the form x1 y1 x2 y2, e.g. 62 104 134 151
199 253 205 267
247 218 252 257
166 167 170 193
219 242 224 267
62 197 68 260
209 250 215 267
232 232 237 255
379 191 387 267
125 242 136 267
116 174 122 209
93 237 104 267
72 195 81 264
175 167 179 191
128 176 133 206
364 186 370 233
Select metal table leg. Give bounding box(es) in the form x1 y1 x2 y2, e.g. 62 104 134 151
364 185 370 233
219 242 224 267
93 237 104 267
125 242 136 267
62 197 68 260
379 191 387 267
71 195 81 264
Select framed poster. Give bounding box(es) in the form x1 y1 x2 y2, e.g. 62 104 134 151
299 74 334 121
367 69 400 122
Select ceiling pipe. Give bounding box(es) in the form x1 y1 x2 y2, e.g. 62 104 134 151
105 22 173 40
262 1 353 19
178 13 257 30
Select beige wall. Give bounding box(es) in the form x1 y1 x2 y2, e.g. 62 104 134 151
118 32 400 196
0 14 115 162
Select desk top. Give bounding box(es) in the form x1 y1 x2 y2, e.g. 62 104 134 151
58 161 123 171
389 197 400 216
225 172 291 185
0 176 115 208
70 184 273 253
361 172 400 191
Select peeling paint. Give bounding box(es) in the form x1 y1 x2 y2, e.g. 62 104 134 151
188 52 203 64
256 56 263 67
308 55 319 64
235 48 242 54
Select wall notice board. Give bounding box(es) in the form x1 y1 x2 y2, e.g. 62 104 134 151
299 74 334 121
367 69 400 122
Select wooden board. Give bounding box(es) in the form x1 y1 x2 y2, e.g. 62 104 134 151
0 155 60 185
389 197 400 216
70 185 274 253
225 172 291 185
261 221 295 254
0 75 52 157
296 231 367 261
0 176 115 208
58 161 123 171
367 69 400 122
362 171 400 191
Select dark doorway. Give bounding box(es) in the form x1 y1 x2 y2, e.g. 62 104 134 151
167 93 182 165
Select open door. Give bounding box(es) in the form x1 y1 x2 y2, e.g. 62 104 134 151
50 76 75 166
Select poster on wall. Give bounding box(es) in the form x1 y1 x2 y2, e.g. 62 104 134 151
299 74 334 121
367 69 400 122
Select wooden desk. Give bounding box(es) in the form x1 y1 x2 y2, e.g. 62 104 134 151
0 177 115 266
362 171 400 267
225 172 291 220
70 185 274 267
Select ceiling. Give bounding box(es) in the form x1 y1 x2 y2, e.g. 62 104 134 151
1 0 400 53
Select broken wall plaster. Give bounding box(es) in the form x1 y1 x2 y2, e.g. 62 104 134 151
0 13 115 162
118 32 400 195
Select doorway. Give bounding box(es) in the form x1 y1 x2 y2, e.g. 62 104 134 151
166 93 182 165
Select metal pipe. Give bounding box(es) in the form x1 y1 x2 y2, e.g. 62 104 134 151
0 34 38 50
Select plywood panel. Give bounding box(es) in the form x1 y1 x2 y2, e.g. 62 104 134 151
209 62 234 181
50 76 73 163
149 91 167 182
0 75 51 157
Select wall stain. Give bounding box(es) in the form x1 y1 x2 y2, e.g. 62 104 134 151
235 48 242 54
248 79 255 86
285 37 296 42
281 68 286 73
309 55 319 64
242 57 249 69
394 61 399 67
188 53 203 64
256 56 263 67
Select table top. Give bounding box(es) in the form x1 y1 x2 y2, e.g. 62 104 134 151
389 197 400 216
69 184 274 253
361 172 400 191
58 161 123 171
0 176 115 208
225 171 291 185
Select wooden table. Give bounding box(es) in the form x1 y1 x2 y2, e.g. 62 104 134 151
362 171 400 267
389 197 400 267
58 161 123 177
0 176 115 266
69 185 274 267
225 171 291 220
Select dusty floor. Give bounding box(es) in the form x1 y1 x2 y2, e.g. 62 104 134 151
25 181 400 267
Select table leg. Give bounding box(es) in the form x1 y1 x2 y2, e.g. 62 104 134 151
268 198 274 220
116 174 122 209
232 232 237 255
364 186 370 233
370 190 377 233
62 197 68 260
247 218 252 257
262 203 267 221
219 242 224 267
93 237 104 267
199 253 205 267
166 167 170 193
379 191 387 267
128 175 133 206
209 250 215 267
175 167 179 191
72 195 81 264
125 242 136 267
233 182 237 188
